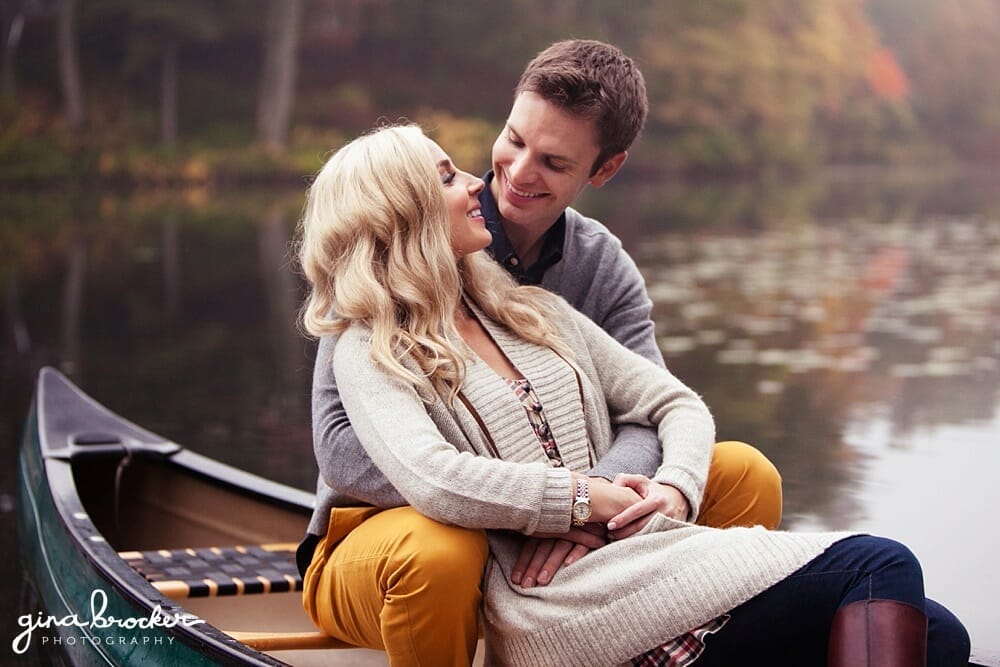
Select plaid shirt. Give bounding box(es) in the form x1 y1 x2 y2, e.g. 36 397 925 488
631 614 730 666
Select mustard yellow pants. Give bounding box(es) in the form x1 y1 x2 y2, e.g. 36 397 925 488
302 441 781 666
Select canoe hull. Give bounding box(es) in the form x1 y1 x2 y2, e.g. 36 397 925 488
16 368 312 665
18 404 234 664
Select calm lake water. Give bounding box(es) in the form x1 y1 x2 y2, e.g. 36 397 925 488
2 166 998 658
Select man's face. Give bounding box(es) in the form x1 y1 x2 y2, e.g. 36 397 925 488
490 91 624 236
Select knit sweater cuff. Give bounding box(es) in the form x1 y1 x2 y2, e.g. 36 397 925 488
533 468 574 534
651 468 703 521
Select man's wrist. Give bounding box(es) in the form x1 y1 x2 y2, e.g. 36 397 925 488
656 482 692 521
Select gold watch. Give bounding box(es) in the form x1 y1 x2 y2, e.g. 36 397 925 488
571 478 592 526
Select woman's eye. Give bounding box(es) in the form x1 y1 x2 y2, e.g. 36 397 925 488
442 171 456 185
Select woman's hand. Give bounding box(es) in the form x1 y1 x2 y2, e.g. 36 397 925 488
511 475 640 588
511 523 607 588
509 476 660 588
606 474 691 540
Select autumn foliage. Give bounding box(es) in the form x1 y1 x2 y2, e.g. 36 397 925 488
866 48 909 102
1 0 997 185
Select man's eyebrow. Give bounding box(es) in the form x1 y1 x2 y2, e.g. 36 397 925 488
506 122 578 166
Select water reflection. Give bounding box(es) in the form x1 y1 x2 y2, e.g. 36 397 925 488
595 171 1000 646
2 168 998 650
632 211 998 529
256 204 313 476
1 188 318 492
163 214 181 320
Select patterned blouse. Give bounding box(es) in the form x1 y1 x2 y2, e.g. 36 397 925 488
504 377 728 666
506 377 564 467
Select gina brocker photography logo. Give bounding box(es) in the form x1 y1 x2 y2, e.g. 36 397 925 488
12 589 204 655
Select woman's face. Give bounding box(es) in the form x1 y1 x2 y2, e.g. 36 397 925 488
426 138 490 257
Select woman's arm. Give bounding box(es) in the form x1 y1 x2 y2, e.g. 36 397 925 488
332 326 636 535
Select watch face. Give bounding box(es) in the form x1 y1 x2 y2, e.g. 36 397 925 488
572 502 591 520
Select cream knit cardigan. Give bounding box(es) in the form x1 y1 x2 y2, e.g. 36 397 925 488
331 299 848 667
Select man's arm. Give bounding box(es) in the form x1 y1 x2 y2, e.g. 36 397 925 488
545 213 664 481
586 249 665 480
312 334 407 507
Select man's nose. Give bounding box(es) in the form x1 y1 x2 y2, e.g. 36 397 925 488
507 152 534 184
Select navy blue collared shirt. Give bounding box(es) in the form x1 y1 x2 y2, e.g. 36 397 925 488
479 170 567 286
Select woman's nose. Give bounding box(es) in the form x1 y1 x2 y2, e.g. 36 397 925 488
467 176 485 195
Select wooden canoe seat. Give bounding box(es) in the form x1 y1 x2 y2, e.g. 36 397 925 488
119 543 302 599
121 543 358 652
224 630 353 651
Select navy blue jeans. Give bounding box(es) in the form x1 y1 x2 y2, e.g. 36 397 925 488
695 535 970 666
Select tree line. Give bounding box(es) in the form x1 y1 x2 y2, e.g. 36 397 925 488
3 0 302 148
1 0 998 185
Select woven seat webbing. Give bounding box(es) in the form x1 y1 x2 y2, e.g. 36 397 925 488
120 543 301 599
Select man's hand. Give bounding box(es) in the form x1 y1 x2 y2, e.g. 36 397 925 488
511 523 607 588
606 474 691 540
587 474 643 522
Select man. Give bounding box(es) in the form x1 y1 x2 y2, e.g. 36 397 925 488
301 39 782 666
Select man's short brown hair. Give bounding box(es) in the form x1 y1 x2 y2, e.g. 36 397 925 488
515 39 648 174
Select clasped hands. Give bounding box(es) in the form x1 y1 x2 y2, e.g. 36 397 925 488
511 473 690 588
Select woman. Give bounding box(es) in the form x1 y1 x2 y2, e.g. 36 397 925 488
297 124 969 666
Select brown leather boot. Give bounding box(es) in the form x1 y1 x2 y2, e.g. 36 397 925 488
828 599 927 666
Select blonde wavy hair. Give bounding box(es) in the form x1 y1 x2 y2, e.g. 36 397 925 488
297 124 571 403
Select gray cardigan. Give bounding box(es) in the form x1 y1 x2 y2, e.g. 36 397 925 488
328 300 846 666
309 207 664 526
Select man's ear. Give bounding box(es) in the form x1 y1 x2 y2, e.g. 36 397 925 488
589 151 628 188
